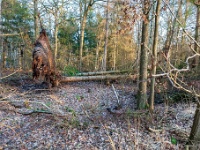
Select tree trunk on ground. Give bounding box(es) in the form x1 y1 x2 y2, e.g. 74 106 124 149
148 0 161 112
187 100 200 149
61 74 135 82
137 0 150 109
76 70 130 76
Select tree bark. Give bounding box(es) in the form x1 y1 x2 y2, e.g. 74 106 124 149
61 74 135 82
76 70 130 76
0 0 3 71
163 1 182 60
94 41 100 71
148 0 161 112
103 0 109 71
194 5 200 68
137 0 150 109
188 100 200 149
54 10 58 65
79 0 93 71
34 0 39 40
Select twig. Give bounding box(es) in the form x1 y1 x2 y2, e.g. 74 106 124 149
0 70 19 80
147 127 163 133
80 104 95 122
162 0 200 49
101 123 116 150
111 84 120 106
17 109 53 115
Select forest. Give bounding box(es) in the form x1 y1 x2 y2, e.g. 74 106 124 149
0 0 200 149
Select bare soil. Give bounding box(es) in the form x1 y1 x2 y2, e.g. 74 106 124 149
0 71 196 150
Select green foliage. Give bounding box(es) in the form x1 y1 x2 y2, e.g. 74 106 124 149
2 0 32 32
58 21 79 52
176 62 187 69
168 91 195 103
63 106 89 129
76 95 84 101
63 65 79 76
65 106 75 113
45 102 52 107
171 137 177 145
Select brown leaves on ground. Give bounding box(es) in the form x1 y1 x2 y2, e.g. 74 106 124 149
0 72 196 149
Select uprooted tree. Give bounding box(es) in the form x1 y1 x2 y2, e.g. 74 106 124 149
32 29 60 88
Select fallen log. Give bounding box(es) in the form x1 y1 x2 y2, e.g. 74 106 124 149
76 70 130 76
61 75 136 82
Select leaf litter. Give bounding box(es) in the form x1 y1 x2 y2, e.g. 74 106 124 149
0 72 196 150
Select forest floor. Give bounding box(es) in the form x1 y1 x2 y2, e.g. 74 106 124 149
0 70 197 150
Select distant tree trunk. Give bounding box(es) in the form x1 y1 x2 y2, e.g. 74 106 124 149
137 0 150 109
79 0 94 71
34 0 39 40
103 0 109 71
113 40 116 70
163 1 181 59
188 100 200 149
54 10 58 65
79 11 87 71
149 0 161 112
18 47 22 69
0 0 3 71
194 5 200 68
94 41 100 71
2 40 7 68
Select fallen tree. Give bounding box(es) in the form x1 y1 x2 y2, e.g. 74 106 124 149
32 29 60 87
61 74 136 82
76 70 131 76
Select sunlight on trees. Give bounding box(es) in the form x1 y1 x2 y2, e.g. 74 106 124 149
1 0 200 148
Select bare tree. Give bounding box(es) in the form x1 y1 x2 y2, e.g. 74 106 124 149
34 0 39 40
0 0 2 71
102 0 109 71
79 0 95 71
137 0 150 109
148 0 161 112
193 4 200 68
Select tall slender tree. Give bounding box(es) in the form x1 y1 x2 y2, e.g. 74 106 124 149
137 0 150 109
102 0 109 71
194 3 200 68
0 0 2 71
187 1 200 148
79 0 95 71
148 0 161 112
34 0 39 40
